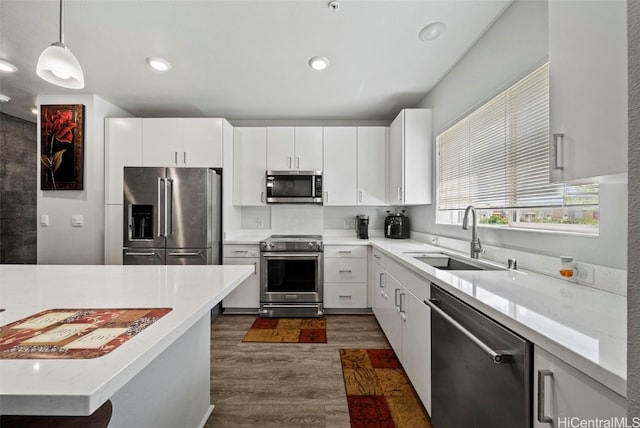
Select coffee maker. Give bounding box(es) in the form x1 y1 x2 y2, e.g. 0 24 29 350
356 215 369 239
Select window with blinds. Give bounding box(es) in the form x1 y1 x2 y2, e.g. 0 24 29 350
436 63 599 234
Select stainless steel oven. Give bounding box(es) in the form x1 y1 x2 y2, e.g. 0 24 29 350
259 235 324 317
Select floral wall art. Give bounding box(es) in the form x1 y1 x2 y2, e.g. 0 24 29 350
40 104 84 190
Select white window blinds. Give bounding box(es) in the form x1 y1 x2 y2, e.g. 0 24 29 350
437 63 598 211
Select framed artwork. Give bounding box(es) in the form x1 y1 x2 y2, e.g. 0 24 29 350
40 104 85 190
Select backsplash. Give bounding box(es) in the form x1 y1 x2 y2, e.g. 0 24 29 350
238 205 406 232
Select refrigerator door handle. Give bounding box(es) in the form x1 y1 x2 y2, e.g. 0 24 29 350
157 178 164 237
165 178 173 238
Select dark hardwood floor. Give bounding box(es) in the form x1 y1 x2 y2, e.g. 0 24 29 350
204 314 391 427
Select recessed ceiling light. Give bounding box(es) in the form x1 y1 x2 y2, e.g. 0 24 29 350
146 57 171 71
418 22 446 41
31 107 39 115
309 56 330 71
0 59 17 72
0 94 11 102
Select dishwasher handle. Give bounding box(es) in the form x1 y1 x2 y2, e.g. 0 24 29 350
425 298 511 364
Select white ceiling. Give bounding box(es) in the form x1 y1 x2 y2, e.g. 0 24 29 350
0 0 511 123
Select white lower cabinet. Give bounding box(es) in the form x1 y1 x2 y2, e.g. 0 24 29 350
371 249 431 414
533 345 625 426
222 245 260 311
324 245 367 310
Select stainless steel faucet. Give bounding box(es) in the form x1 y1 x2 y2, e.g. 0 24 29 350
462 205 483 259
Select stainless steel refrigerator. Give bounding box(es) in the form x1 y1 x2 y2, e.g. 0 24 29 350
122 167 221 265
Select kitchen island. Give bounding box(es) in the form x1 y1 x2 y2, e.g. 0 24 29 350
0 264 253 427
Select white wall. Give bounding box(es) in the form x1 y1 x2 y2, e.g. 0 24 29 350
409 0 628 270
37 95 131 264
627 0 639 415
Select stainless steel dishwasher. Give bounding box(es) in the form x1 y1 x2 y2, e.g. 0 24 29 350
425 284 532 428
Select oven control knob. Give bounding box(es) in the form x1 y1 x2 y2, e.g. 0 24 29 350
260 242 267 248
268 243 275 249
308 242 314 248
316 243 322 249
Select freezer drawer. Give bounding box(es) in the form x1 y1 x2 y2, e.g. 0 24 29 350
166 248 211 265
123 249 165 265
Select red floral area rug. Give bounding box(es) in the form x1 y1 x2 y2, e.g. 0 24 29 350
0 308 172 359
242 317 327 343
339 348 432 428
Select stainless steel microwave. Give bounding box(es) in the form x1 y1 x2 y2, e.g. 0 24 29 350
266 170 323 204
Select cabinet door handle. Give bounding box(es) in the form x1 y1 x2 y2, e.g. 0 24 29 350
288 156 292 168
551 133 564 170
379 272 385 288
399 292 406 314
261 191 265 203
183 151 187 165
295 157 300 169
325 192 329 203
394 288 401 308
374 254 381 259
174 151 178 165
537 369 553 423
253 261 257 275
397 186 402 201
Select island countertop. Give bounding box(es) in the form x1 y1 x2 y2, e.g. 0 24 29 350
0 264 253 416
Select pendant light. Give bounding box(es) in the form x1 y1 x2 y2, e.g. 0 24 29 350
36 0 84 89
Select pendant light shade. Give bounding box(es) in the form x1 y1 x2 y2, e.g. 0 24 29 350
36 0 84 89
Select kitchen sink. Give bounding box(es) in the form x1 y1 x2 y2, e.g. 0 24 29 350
404 252 504 271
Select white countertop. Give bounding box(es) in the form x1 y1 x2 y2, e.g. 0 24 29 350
223 232 626 396
366 237 627 397
0 264 254 416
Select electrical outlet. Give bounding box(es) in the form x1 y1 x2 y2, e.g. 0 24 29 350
71 214 84 227
575 263 595 285
256 218 264 229
343 219 350 229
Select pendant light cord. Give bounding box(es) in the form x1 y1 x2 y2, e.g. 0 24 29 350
59 0 64 44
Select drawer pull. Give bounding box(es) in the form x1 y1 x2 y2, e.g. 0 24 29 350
338 250 352 254
234 250 249 253
338 270 353 273
537 369 554 423
338 295 352 299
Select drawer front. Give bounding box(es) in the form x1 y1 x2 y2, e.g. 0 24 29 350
324 245 368 258
371 248 387 268
223 244 260 258
324 283 368 308
324 258 368 283
387 258 430 302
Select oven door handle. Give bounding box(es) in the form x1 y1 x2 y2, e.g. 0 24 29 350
262 253 321 259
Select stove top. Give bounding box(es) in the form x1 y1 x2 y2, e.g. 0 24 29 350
260 235 323 251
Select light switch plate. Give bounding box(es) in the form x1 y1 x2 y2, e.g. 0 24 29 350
40 214 49 227
71 214 84 227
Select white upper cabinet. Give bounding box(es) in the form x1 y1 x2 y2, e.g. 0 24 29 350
141 118 223 168
105 118 143 205
548 0 627 182
234 127 267 206
266 127 294 170
357 127 387 205
387 109 432 205
294 127 323 170
266 127 323 170
323 127 357 206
